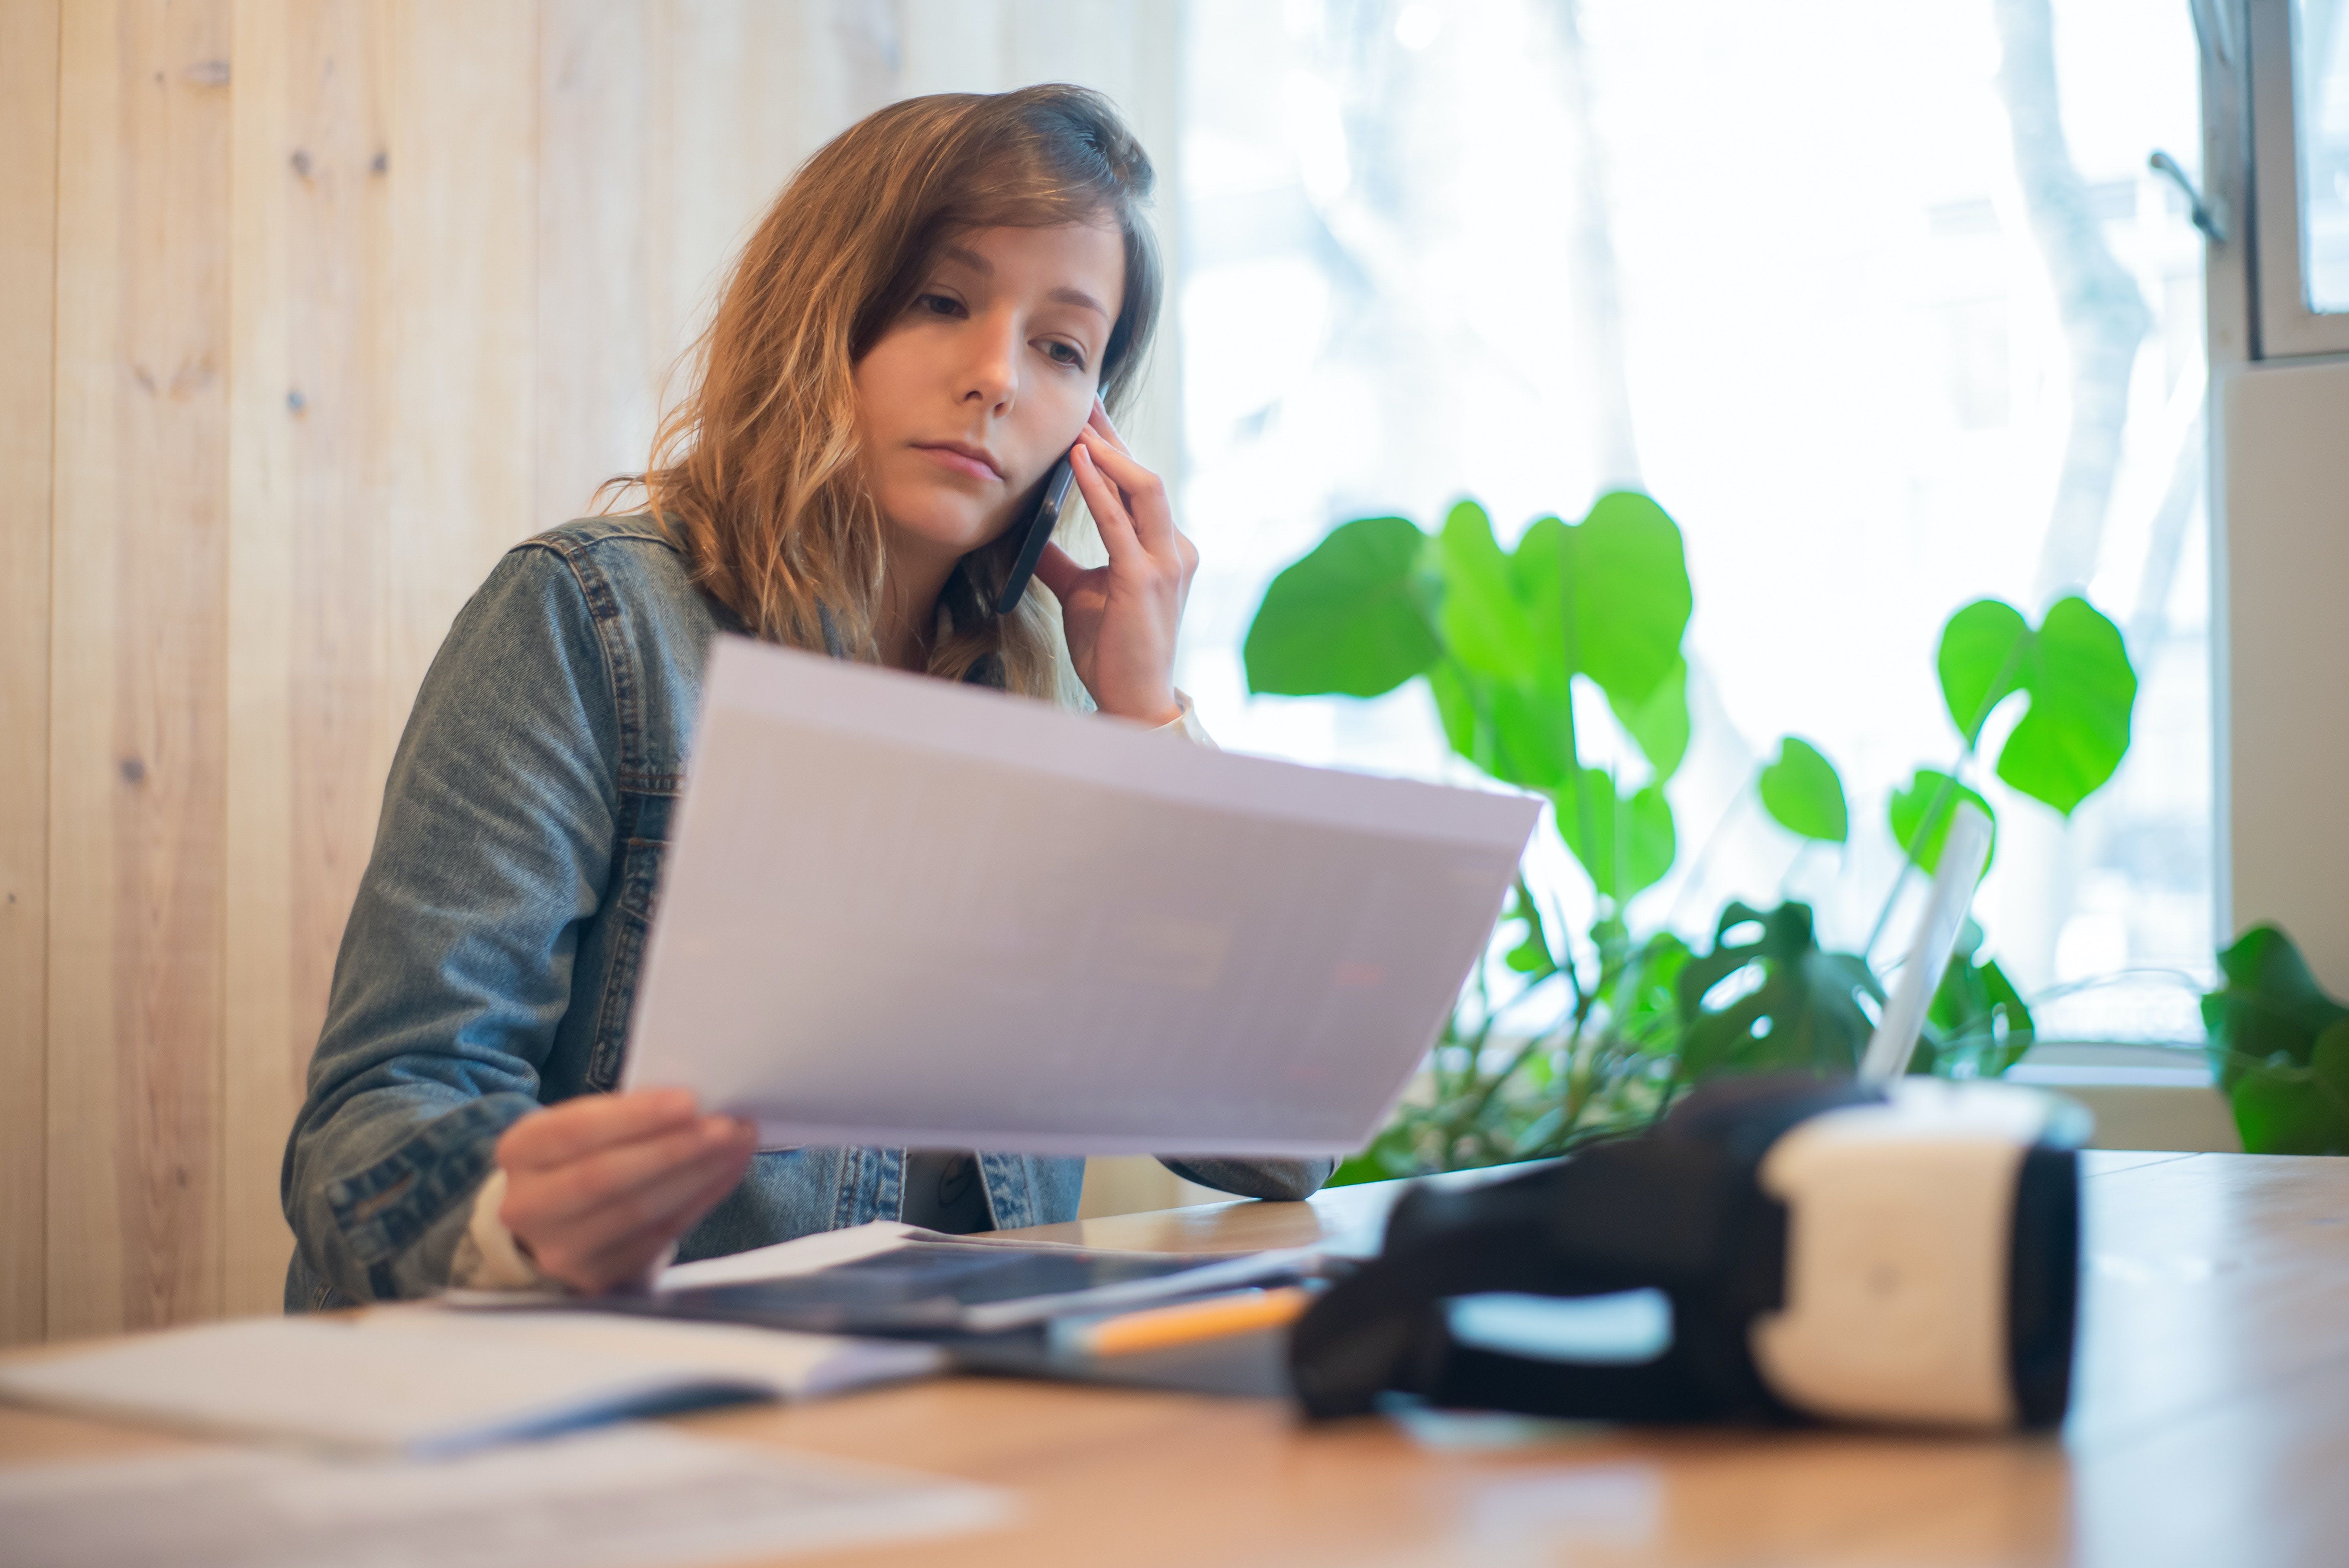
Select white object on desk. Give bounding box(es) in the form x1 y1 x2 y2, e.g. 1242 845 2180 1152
0 1313 938 1457
623 635 1541 1157
1858 800 1995 1084
0 1424 1011 1568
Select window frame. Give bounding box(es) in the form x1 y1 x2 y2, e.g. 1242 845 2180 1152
2248 0 2349 355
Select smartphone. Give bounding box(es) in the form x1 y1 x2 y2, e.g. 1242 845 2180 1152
995 455 1077 616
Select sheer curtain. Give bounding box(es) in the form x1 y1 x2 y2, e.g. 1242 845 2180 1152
1177 0 2213 1052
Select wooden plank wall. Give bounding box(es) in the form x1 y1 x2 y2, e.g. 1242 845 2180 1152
4 0 1181 1346
0 0 64 1347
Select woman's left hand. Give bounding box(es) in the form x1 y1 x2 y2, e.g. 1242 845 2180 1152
1032 401 1196 726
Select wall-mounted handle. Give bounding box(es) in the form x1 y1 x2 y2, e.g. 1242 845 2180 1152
2150 148 2228 242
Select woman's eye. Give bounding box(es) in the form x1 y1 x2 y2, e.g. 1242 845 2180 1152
1042 340 1086 370
917 292 963 317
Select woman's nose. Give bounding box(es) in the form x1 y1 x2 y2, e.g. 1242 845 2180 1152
958 315 1019 410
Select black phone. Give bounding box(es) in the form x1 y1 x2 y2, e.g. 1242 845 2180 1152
995 456 1077 616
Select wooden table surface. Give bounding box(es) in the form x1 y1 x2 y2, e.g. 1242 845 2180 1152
4 1150 2345 1566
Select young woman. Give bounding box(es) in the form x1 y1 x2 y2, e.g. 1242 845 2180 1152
282 86 1331 1308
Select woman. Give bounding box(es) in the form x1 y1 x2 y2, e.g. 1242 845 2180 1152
282 86 1331 1308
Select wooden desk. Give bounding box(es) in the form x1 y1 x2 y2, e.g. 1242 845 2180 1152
4 1150 2345 1565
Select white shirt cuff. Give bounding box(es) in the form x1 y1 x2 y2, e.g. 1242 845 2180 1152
1151 689 1218 749
449 1168 552 1292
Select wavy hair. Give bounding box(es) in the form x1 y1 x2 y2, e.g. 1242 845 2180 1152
603 85 1161 699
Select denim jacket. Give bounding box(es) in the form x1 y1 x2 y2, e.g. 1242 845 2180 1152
282 516 1332 1309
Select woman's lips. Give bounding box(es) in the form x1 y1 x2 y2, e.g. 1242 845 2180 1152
912 443 1001 482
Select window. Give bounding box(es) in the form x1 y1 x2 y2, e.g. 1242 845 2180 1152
2252 0 2349 350
2299 0 2349 311
1178 0 2213 1047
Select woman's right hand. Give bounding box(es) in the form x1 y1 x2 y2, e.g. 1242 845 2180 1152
494 1088 757 1294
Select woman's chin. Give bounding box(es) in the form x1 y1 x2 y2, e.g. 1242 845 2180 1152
882 502 1016 563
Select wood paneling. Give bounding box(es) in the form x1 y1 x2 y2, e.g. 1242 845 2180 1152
226 0 385 1317
49 0 236 1338
536 0 659 529
220 0 544 1317
14 0 1187 1338
0 0 62 1350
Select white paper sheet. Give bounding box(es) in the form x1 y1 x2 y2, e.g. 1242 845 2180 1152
623 636 1540 1155
0 1425 1011 1568
0 1313 936 1457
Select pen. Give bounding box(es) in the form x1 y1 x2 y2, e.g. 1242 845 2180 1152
1060 1287 1313 1358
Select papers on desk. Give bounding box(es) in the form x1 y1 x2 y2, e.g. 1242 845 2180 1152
0 1424 1011 1568
602 1221 1319 1335
622 635 1540 1156
0 1311 939 1457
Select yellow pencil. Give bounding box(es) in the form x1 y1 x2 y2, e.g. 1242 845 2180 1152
1070 1287 1313 1358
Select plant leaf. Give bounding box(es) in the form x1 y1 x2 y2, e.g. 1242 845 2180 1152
1566 491 1692 710
1937 599 2032 744
2202 925 2349 1154
1888 768 1998 876
1426 658 1478 757
1935 596 2136 816
1758 735 1849 843
1610 656 1690 784
1674 901 1881 1081
2230 1071 2349 1156
1429 659 1574 790
1438 500 1539 683
1243 515 1439 697
1508 515 1573 700
1996 597 2137 816
2203 924 2349 1081
1501 881 1557 977
1552 769 1676 902
1921 943 2036 1078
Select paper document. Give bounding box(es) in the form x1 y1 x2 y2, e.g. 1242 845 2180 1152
593 1220 1318 1335
0 1424 1010 1568
0 1313 938 1457
624 636 1540 1155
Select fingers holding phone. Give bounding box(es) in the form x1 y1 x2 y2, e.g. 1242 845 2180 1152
1038 403 1195 726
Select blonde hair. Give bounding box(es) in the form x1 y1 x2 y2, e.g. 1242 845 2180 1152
605 85 1162 698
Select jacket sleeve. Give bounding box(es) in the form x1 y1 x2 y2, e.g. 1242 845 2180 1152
281 544 621 1303
1156 1156 1337 1203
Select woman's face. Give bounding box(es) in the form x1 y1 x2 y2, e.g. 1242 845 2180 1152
854 221 1126 568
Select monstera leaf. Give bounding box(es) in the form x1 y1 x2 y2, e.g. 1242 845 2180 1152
1918 918 2035 1078
1244 515 1439 697
1675 902 1881 1081
1759 736 1849 844
1888 769 1998 876
1426 660 1574 790
1612 657 1691 785
1937 597 2136 816
2204 925 2349 1155
1536 491 1693 711
1438 501 1541 684
1552 768 1676 904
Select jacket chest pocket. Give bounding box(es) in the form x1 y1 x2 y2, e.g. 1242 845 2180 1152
585 806 674 1091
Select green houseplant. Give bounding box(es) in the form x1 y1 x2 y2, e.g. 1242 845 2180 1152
2203 925 2349 1155
1241 492 2141 1182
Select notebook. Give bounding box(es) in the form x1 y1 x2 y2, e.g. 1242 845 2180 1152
0 1310 940 1457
